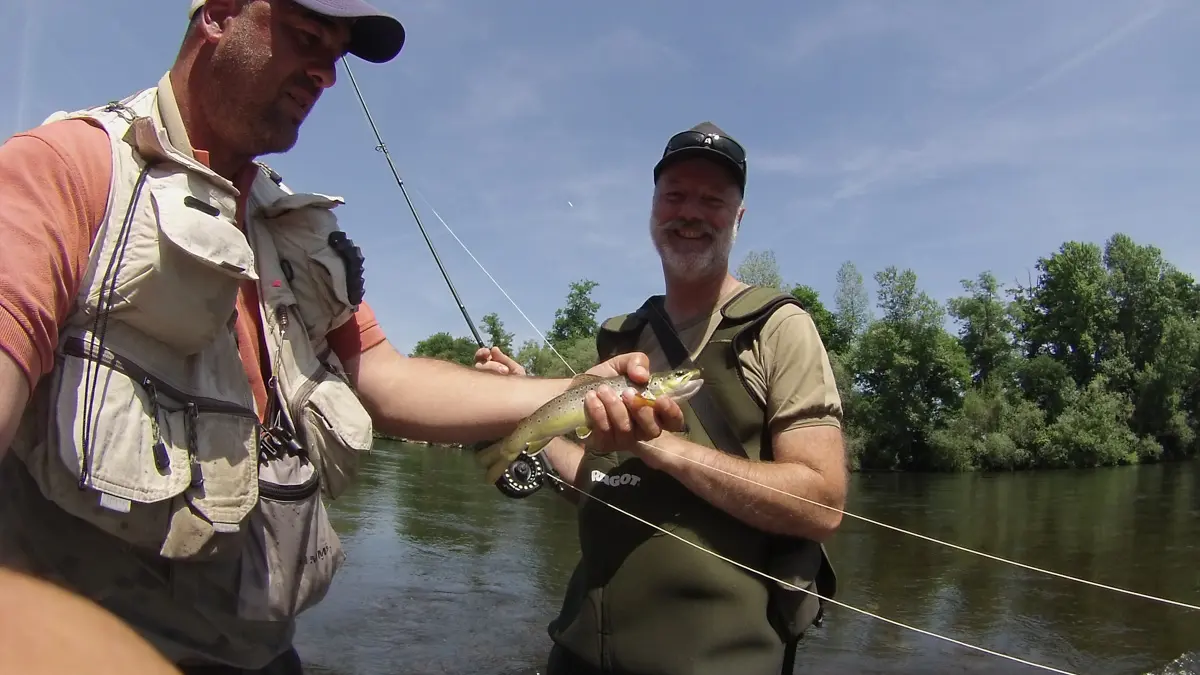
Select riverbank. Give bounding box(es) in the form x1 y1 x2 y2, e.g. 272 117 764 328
372 432 464 449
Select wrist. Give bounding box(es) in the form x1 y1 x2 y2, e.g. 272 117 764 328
641 433 688 472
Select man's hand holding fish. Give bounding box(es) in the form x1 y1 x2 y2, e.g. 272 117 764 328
472 351 694 484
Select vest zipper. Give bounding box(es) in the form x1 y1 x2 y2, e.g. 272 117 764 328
63 337 258 419
63 336 258 488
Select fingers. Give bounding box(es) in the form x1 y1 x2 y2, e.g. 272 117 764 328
651 396 686 433
491 347 525 376
584 384 682 454
474 346 525 376
590 352 651 384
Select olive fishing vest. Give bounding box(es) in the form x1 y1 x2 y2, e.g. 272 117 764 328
4 85 374 656
548 286 838 675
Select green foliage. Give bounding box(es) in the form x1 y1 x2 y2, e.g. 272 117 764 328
735 249 785 290
479 312 514 354
410 233 1200 473
409 331 478 367
549 280 601 347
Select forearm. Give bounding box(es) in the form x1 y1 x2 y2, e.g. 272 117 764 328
646 434 843 541
541 437 586 504
352 343 572 444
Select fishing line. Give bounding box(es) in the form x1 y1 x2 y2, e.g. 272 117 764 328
407 187 574 371
545 473 1079 675
340 57 485 348
403 178 1200 615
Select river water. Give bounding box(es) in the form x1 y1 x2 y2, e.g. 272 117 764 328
292 440 1199 675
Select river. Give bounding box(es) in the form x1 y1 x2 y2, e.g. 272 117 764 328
292 440 1199 675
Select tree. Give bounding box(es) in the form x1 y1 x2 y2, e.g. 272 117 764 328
832 260 870 346
403 232 1200 472
947 271 1018 385
549 279 601 347
735 249 784 290
850 267 971 470
410 331 478 367
789 284 846 354
479 312 514 354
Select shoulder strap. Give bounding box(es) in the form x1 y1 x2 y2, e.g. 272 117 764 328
644 296 747 459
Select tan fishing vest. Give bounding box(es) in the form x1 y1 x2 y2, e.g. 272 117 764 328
9 85 375 625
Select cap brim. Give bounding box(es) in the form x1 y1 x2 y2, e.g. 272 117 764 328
295 0 406 63
653 147 746 191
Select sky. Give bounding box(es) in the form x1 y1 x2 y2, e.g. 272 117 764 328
2 0 1198 356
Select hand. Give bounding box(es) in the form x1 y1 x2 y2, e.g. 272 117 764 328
579 352 686 455
474 346 526 376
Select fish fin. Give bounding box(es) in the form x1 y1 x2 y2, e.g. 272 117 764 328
485 460 511 486
485 439 550 483
474 439 509 468
631 390 658 408
574 426 592 440
569 373 604 387
525 437 552 456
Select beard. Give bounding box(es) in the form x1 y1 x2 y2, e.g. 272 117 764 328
204 37 308 158
649 214 738 282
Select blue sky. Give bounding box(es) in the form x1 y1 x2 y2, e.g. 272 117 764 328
3 0 1198 355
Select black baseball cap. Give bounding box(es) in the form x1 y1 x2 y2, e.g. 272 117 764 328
652 121 748 194
188 0 406 64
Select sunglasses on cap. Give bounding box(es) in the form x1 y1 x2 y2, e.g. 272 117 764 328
662 130 747 168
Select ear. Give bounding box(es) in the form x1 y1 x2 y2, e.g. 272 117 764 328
194 0 241 43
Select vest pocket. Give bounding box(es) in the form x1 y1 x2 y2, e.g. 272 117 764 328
101 183 256 356
256 193 357 341
44 334 259 558
293 359 374 501
235 449 345 622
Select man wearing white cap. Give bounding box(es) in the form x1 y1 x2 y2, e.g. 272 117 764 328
0 1 684 673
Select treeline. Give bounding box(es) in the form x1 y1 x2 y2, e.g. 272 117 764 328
409 233 1200 473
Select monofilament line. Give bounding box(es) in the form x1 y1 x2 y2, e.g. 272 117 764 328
408 186 577 375
633 438 1200 613
545 474 1079 675
406 181 1200 614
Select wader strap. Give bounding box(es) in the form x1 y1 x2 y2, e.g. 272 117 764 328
647 298 804 675
644 299 749 459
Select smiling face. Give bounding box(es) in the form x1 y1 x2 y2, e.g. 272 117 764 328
196 0 352 158
649 157 746 283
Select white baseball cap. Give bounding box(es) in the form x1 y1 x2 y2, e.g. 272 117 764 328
188 0 405 63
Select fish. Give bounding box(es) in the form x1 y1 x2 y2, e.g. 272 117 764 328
475 368 705 484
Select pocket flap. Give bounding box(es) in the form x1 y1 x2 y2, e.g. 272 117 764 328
151 188 257 280
258 192 344 219
306 376 374 453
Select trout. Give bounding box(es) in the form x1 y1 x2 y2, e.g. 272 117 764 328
476 368 704 484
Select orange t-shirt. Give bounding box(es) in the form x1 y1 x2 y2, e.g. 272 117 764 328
0 118 387 422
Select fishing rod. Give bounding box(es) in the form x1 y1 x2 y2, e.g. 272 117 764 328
340 57 485 348
340 57 553 500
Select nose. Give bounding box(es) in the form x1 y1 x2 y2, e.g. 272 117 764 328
307 62 337 90
676 195 705 221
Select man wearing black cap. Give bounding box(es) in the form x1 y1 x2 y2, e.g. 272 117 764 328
481 122 847 674
0 1 685 673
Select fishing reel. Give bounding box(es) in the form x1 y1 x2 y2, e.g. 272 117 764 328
494 450 560 499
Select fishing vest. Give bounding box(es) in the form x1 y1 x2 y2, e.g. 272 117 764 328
548 286 838 675
7 85 375 636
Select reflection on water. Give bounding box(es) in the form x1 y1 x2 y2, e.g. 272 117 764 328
295 441 1199 675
